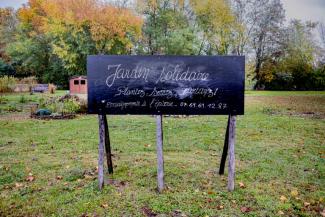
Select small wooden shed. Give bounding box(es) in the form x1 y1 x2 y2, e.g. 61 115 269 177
69 76 87 94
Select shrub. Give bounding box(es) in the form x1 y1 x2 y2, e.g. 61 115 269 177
0 95 8 104
0 76 18 93
4 103 22 112
19 95 26 103
38 94 86 114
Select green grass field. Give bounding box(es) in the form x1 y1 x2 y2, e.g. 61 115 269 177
0 91 324 216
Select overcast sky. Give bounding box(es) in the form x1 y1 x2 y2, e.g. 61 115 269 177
1 0 325 23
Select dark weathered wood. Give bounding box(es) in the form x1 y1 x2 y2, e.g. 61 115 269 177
219 115 230 175
227 115 236 191
103 114 113 174
98 114 105 190
156 115 164 192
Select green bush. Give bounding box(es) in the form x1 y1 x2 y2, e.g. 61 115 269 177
38 94 86 114
264 65 325 90
19 95 26 103
3 103 22 112
0 76 18 93
0 95 8 104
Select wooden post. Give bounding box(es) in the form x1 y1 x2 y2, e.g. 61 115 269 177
156 115 164 192
227 115 236 191
103 114 113 174
219 115 230 175
98 114 105 190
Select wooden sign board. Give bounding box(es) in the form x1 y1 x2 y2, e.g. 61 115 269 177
87 55 245 115
87 55 245 192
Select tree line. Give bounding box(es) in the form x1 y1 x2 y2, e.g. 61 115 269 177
0 0 324 90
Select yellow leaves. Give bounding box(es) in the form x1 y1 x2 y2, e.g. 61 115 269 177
290 189 299 197
190 0 237 54
100 203 109 209
277 210 285 215
19 0 143 52
303 201 310 207
280 195 287 202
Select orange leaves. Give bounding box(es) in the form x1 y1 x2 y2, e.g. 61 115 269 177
18 0 143 47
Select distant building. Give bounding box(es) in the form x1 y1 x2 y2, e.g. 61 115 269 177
69 76 87 95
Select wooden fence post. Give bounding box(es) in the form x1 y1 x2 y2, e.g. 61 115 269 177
227 115 236 191
98 114 105 190
156 115 164 192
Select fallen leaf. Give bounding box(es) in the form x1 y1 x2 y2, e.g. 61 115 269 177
207 191 214 195
15 182 24 188
26 175 35 182
141 206 157 217
320 208 325 217
101 203 109 209
280 195 287 202
84 175 93 180
216 205 224 210
278 210 284 215
56 176 63 180
291 189 298 197
304 202 310 207
240 207 252 213
239 182 246 188
144 144 151 148
63 182 68 186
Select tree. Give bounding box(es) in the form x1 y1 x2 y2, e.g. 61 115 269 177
319 22 325 48
137 0 200 55
280 20 319 90
0 58 15 76
0 7 18 61
5 0 142 86
249 0 285 89
191 0 239 55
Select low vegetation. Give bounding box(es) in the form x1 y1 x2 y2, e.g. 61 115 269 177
0 91 324 216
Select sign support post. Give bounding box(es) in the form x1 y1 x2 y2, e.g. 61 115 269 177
156 115 164 192
219 115 230 175
103 114 113 174
98 114 105 190
227 115 236 191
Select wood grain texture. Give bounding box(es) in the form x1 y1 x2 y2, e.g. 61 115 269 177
219 115 230 175
98 114 105 190
156 115 164 192
103 114 113 174
227 115 236 191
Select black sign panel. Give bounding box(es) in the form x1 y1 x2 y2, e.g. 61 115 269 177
87 55 245 115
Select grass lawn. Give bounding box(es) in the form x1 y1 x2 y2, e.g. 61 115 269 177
0 91 324 216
